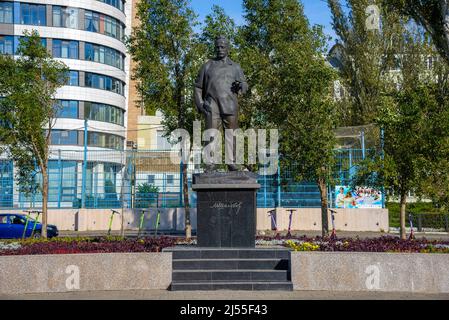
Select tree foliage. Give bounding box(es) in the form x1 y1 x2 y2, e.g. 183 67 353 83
328 0 404 125
240 0 337 236
0 30 69 238
199 5 240 59
128 0 207 238
334 2 449 238
127 0 199 130
385 0 449 65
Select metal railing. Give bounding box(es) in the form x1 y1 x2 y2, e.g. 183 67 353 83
408 213 449 232
0 148 376 209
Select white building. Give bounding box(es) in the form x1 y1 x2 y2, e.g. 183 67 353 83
0 0 134 208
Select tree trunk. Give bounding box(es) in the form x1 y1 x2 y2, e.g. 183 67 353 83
400 191 407 240
183 163 191 239
41 166 48 239
317 178 329 237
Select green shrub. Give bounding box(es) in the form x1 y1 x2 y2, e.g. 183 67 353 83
135 183 159 208
387 201 445 228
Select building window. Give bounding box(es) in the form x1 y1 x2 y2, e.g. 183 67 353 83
97 0 125 12
0 36 14 55
167 175 174 185
85 10 125 41
147 175 155 185
85 102 124 126
51 130 78 145
85 72 124 95
0 160 13 208
52 40 79 59
85 11 100 33
88 132 124 150
68 71 79 86
52 6 62 27
104 16 117 39
48 161 77 202
55 100 78 119
20 3 46 26
0 2 13 24
103 163 119 199
52 6 79 29
85 42 124 70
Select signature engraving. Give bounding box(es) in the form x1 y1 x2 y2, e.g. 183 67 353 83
210 201 243 215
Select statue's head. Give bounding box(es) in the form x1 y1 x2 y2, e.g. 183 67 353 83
215 36 230 60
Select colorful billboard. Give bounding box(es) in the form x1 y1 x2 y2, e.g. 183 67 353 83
335 186 383 209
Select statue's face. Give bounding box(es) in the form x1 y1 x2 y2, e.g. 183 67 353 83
215 40 229 59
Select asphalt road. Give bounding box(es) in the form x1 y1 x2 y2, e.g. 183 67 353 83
2 289 449 300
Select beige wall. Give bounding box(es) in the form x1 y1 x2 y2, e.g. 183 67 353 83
137 115 163 150
0 210 80 231
257 208 389 232
1 208 388 232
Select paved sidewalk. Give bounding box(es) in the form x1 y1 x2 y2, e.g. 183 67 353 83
2 290 449 300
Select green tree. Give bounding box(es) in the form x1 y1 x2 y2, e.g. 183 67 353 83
199 5 239 59
240 0 337 236
328 0 402 126
386 0 449 65
136 183 160 208
0 31 69 238
127 0 200 239
416 55 449 210
329 0 449 239
352 25 449 239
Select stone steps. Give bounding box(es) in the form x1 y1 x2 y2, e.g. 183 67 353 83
164 247 293 291
173 269 289 282
167 248 290 259
173 258 289 270
171 281 293 291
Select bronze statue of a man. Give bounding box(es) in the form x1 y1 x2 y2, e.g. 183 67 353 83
194 36 248 172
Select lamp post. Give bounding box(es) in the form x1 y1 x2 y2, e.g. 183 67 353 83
81 119 88 208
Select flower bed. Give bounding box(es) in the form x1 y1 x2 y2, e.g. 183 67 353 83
257 236 449 253
2 235 449 255
0 236 178 256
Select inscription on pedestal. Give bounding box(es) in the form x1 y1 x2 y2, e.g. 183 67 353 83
193 172 260 248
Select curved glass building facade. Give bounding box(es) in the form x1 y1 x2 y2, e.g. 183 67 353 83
0 0 132 208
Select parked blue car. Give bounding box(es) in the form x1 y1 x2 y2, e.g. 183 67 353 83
0 214 58 239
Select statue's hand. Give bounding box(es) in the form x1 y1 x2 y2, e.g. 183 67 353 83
231 81 242 93
201 101 211 114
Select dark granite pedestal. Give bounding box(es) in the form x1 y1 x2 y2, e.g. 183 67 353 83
192 172 260 248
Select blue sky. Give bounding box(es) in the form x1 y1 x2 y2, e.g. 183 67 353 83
190 0 337 45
